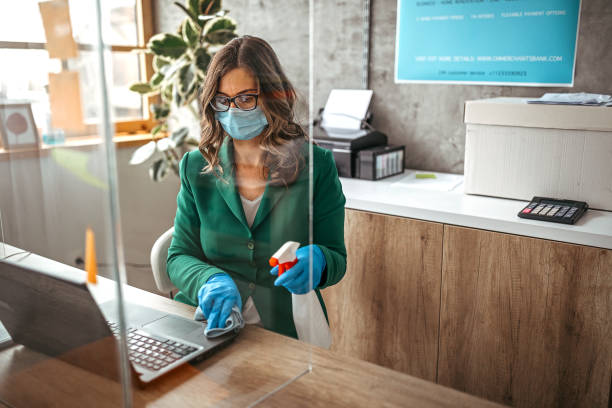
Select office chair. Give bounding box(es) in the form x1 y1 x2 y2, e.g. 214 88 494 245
150 227 176 297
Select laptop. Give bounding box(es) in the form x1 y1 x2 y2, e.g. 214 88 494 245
0 257 237 384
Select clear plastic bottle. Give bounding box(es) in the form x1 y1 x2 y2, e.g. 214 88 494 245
41 111 65 145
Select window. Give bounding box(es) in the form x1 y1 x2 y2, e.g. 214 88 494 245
0 0 154 136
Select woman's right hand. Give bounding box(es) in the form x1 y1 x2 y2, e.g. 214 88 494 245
197 273 242 329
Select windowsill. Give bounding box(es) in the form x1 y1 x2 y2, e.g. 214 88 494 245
0 133 165 160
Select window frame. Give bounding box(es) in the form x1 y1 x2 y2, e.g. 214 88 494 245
0 0 156 136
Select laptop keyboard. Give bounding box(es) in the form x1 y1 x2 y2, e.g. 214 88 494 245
108 322 198 372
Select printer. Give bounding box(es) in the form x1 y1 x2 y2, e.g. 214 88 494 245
313 127 387 178
313 89 402 179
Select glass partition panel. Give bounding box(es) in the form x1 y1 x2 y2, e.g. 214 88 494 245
1 0 317 406
307 0 354 385
0 0 131 406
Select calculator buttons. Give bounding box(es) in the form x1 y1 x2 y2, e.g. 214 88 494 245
564 207 577 218
522 202 537 214
556 206 569 217
532 205 545 215
547 206 561 216
540 205 554 216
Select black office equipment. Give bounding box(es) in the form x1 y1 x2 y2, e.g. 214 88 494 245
356 145 405 180
313 126 388 178
518 196 588 225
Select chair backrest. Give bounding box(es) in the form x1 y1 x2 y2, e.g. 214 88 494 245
150 227 176 293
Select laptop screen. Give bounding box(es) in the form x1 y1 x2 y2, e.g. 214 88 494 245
0 259 114 353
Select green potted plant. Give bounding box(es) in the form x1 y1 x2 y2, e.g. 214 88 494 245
129 0 237 181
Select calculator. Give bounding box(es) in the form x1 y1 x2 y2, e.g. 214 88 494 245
518 197 588 225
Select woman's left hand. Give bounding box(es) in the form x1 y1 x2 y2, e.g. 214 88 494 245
270 245 326 294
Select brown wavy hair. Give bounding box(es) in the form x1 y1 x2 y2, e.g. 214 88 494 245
198 35 306 186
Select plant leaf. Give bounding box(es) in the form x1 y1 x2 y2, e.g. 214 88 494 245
174 1 198 22
203 16 237 44
186 0 206 27
149 158 169 182
129 141 157 165
171 127 190 146
150 72 164 87
148 33 188 59
199 0 222 15
150 103 170 120
156 137 175 151
178 63 197 96
203 16 236 38
194 47 211 74
182 17 201 47
198 9 228 23
153 55 171 72
162 83 174 103
185 82 199 104
173 79 184 106
205 29 237 45
151 124 164 136
170 158 180 175
163 55 189 80
188 0 200 16
197 15 215 23
129 82 153 94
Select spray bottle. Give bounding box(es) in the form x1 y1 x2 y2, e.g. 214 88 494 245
270 241 332 349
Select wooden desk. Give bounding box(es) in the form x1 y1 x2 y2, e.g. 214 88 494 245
0 276 505 407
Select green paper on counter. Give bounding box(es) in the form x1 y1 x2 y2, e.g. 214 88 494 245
415 173 437 179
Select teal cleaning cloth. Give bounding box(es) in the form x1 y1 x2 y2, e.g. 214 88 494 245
194 305 245 338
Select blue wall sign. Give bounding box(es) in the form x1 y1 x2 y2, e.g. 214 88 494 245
395 0 581 86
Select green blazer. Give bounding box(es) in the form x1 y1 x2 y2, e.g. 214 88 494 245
167 138 347 338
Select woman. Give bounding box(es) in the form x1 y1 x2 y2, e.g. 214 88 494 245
167 36 346 339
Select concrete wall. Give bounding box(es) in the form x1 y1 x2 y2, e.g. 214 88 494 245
155 0 612 173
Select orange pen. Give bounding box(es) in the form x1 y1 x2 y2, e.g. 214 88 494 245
85 227 98 284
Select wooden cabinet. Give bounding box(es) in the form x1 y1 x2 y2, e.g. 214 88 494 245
438 225 612 408
322 209 444 381
325 209 612 407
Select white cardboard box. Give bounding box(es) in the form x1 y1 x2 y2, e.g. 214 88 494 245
464 97 612 211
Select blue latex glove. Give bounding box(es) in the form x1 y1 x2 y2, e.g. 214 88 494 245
270 245 326 294
197 273 242 330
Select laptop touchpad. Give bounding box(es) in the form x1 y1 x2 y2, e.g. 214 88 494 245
142 315 203 338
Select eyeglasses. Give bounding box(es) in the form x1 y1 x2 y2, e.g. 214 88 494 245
210 93 259 112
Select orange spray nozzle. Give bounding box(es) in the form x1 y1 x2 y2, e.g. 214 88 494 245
269 241 300 277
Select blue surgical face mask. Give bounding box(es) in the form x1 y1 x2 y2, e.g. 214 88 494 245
215 107 268 141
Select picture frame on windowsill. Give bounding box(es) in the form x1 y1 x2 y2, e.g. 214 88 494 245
0 102 40 151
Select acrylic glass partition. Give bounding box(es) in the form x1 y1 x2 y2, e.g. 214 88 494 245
0 0 318 406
